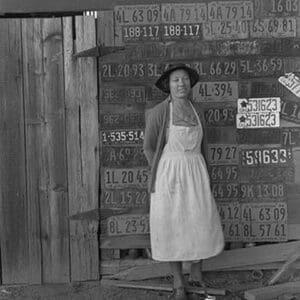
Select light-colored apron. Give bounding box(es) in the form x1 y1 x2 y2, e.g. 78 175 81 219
150 101 224 261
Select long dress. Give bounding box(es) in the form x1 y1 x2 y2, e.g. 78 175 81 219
150 101 224 261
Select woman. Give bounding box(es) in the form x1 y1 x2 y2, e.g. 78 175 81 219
143 63 224 300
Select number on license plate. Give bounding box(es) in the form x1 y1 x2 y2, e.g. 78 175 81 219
278 73 300 98
237 97 281 113
101 130 144 145
207 144 238 164
236 112 280 128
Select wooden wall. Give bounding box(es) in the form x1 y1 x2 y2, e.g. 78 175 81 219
0 16 99 284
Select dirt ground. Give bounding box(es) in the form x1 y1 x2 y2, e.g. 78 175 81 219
0 271 299 300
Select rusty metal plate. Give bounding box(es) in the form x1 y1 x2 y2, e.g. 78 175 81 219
101 86 146 104
106 214 149 236
101 189 149 209
249 18 297 38
193 81 238 102
281 98 300 124
281 127 300 146
162 3 207 23
217 202 240 222
212 182 240 200
237 128 281 144
239 57 284 78
103 168 148 189
207 144 239 164
236 112 280 128
101 129 144 146
237 97 281 113
240 182 286 201
240 147 293 166
203 20 249 40
203 106 236 127
208 1 254 21
101 146 147 167
208 165 239 182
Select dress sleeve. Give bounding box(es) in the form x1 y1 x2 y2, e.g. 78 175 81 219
143 108 159 167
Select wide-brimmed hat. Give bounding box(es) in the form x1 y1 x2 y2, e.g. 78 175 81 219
155 63 199 93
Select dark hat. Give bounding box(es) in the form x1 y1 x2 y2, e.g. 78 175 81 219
155 63 199 93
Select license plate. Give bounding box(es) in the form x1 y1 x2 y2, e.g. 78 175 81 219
193 81 238 102
241 202 287 222
250 18 296 38
162 3 207 23
240 183 286 201
239 57 284 78
207 144 238 164
206 127 237 144
101 146 147 167
281 98 300 124
208 165 239 182
237 97 281 113
203 106 236 126
114 5 160 25
203 20 249 40
281 127 300 146
102 189 149 208
162 23 202 41
239 165 295 183
221 222 242 241
241 222 288 241
236 112 280 128
237 128 281 144
208 1 254 20
103 168 148 189
240 147 292 166
278 73 300 98
217 202 240 222
101 86 146 104
100 112 144 129
256 0 299 16
106 214 149 236
212 183 239 200
101 129 144 145
122 25 161 43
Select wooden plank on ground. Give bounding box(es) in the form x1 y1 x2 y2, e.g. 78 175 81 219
0 18 31 284
101 279 226 296
63 16 99 281
244 281 300 300
36 18 69 283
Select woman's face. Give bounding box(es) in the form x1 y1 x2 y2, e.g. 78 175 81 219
169 69 191 100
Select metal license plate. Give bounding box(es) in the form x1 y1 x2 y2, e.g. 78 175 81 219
256 0 299 16
206 127 237 144
207 144 238 164
208 165 239 182
222 222 242 241
281 98 300 124
193 81 238 102
107 214 149 236
240 183 286 201
162 3 207 23
162 23 202 41
278 73 300 98
250 18 296 38
239 164 295 183
101 86 146 104
100 62 163 82
101 146 147 167
237 97 281 113
103 168 148 189
217 202 240 222
100 112 144 129
236 112 280 128
212 183 239 200
281 127 300 146
122 25 161 43
241 202 287 222
237 128 281 144
240 147 292 166
216 40 260 56
102 189 149 208
101 129 144 145
114 5 160 25
239 57 284 78
203 20 249 40
204 107 236 126
241 222 288 241
189 59 238 80
239 79 283 98
208 1 254 20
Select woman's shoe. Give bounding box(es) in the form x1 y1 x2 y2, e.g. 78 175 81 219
169 286 188 300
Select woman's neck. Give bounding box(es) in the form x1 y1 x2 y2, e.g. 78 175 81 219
171 96 190 106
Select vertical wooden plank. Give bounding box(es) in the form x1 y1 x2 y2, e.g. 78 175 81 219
63 16 99 281
0 19 30 284
37 18 69 283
